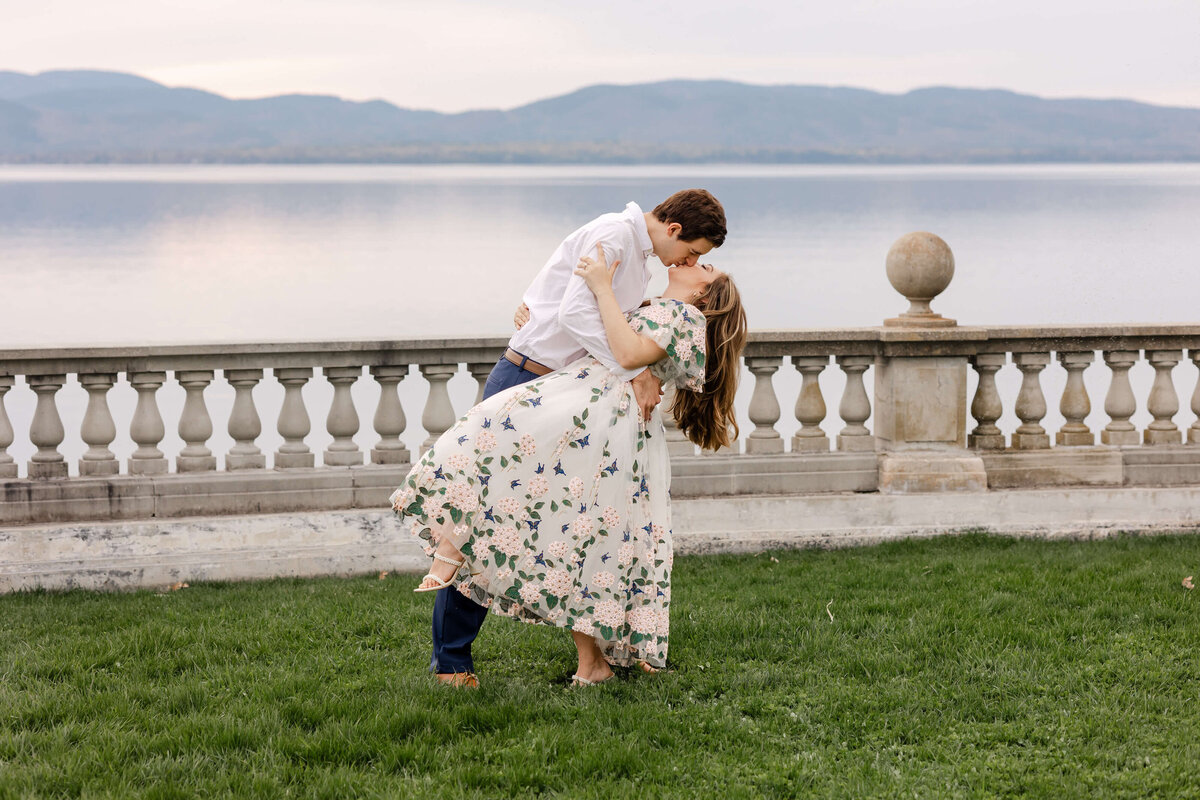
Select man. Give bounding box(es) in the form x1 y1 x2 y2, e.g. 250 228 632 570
431 188 727 687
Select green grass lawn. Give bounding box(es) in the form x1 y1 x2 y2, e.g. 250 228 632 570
2 532 1199 799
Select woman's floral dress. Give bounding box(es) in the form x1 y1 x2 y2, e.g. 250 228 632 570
390 298 706 668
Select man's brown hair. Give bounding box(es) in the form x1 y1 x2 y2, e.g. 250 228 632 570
652 189 727 247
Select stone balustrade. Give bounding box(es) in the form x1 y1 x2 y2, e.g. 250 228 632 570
3 231 1200 526
4 231 1200 591
2 324 1198 524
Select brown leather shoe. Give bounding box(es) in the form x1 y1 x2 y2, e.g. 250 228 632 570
435 672 479 689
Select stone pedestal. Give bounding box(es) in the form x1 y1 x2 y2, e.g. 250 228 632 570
873 356 983 493
873 357 968 449
878 451 987 494
874 232 981 493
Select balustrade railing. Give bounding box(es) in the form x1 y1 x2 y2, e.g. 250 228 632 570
2 327 1199 485
0 339 505 479
961 328 1200 451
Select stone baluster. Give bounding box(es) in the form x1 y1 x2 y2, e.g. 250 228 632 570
745 356 784 454
836 355 874 451
792 356 830 453
274 368 315 468
1190 351 1200 445
468 362 494 405
1056 352 1095 446
226 369 266 470
1011 353 1050 450
27 374 68 479
968 354 1006 450
420 364 458 453
0 376 19 478
1101 351 1140 446
660 382 696 457
1144 350 1182 445
370 365 411 464
79 373 120 476
323 366 363 466
176 370 217 472
127 371 169 474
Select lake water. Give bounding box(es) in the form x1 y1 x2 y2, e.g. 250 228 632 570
1 163 1198 466
2 163 1199 346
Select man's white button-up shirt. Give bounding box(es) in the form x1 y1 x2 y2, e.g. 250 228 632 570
508 202 655 380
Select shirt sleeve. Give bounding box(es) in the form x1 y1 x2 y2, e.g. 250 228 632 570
638 301 708 391
556 232 644 381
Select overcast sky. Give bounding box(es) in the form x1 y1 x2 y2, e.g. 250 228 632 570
5 0 1199 112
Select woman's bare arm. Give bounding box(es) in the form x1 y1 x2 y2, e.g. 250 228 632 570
574 245 666 370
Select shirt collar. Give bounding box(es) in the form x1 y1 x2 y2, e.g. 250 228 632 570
624 201 654 259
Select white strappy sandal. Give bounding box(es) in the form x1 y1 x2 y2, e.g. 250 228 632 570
570 673 615 687
413 553 466 593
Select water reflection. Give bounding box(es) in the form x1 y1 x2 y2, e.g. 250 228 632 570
0 163 1197 349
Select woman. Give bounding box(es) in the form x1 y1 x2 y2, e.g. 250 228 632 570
391 246 747 685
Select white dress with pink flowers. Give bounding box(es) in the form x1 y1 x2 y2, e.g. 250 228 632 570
390 298 706 668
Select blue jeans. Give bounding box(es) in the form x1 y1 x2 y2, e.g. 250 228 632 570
431 355 543 674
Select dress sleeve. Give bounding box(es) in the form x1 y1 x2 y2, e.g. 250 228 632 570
635 301 707 391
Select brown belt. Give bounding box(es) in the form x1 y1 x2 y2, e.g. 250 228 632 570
504 348 553 376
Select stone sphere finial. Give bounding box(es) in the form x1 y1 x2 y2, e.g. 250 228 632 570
884 231 957 328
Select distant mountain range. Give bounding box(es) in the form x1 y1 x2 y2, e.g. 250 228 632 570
1 69 1198 163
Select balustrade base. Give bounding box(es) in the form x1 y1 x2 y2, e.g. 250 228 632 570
968 433 1006 450
371 447 411 465
323 450 364 467
980 448 1123 489
275 452 315 469
128 459 168 475
0 463 18 479
28 462 69 479
672 452 878 496
1101 429 1140 446
1011 433 1051 450
1123 446 1200 486
79 460 120 477
1143 429 1182 446
226 453 267 470
792 434 830 453
176 456 218 473
0 468 408 526
1055 431 1096 447
1191 428 1200 445
1 475 155 524
837 434 877 452
744 436 785 455
878 452 987 494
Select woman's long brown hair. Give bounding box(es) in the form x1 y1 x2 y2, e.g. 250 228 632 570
671 272 748 451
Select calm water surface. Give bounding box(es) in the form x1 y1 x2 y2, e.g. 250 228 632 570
2 163 1198 347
